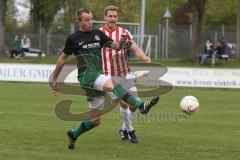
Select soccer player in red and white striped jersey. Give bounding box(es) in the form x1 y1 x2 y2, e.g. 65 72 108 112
100 5 151 143
100 25 132 77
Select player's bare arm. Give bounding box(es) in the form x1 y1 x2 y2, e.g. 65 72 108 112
130 41 151 63
51 53 68 94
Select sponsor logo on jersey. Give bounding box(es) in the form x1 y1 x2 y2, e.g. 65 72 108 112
82 42 100 49
95 35 100 41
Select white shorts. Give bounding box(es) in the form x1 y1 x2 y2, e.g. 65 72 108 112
93 74 111 91
108 76 138 100
88 96 105 110
88 74 110 110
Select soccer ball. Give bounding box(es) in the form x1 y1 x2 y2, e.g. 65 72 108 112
180 96 199 114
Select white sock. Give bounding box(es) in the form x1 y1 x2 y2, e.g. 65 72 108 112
120 107 127 130
130 110 136 122
120 107 133 131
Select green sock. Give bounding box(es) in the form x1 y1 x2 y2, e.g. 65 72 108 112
73 119 98 139
112 84 143 109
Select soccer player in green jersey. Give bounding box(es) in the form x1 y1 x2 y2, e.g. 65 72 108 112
50 8 159 149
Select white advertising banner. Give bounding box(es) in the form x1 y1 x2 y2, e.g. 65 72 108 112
0 63 55 82
1 63 240 88
161 67 240 89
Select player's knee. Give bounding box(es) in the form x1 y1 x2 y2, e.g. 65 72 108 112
103 79 115 91
129 105 137 112
120 100 129 109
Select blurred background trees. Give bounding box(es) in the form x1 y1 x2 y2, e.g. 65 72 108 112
0 0 7 56
0 0 238 60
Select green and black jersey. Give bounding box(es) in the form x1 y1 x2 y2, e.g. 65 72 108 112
63 29 113 89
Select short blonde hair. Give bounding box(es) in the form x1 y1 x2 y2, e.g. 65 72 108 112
104 5 119 16
76 8 91 21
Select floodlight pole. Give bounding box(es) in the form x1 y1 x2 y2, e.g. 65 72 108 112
140 0 145 50
165 18 169 59
163 7 172 59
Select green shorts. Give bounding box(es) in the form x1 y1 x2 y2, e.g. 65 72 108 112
77 70 105 101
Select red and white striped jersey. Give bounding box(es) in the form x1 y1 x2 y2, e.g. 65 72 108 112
100 26 133 77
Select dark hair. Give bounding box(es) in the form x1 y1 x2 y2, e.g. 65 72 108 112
76 8 91 21
104 5 119 16
206 39 212 43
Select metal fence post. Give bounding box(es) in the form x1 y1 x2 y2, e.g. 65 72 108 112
39 22 42 50
155 36 158 59
162 28 165 59
214 30 218 45
189 24 192 40
158 24 161 59
222 24 225 38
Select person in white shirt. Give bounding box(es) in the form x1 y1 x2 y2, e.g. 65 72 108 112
20 34 31 56
199 39 213 64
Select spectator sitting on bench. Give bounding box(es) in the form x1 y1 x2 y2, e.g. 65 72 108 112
10 34 21 58
212 39 229 64
21 34 31 55
20 34 44 57
199 39 214 64
214 39 225 59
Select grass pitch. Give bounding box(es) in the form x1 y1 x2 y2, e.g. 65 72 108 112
0 82 240 160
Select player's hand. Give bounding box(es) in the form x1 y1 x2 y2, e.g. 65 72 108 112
120 33 127 43
116 33 127 51
51 79 58 96
143 56 151 63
